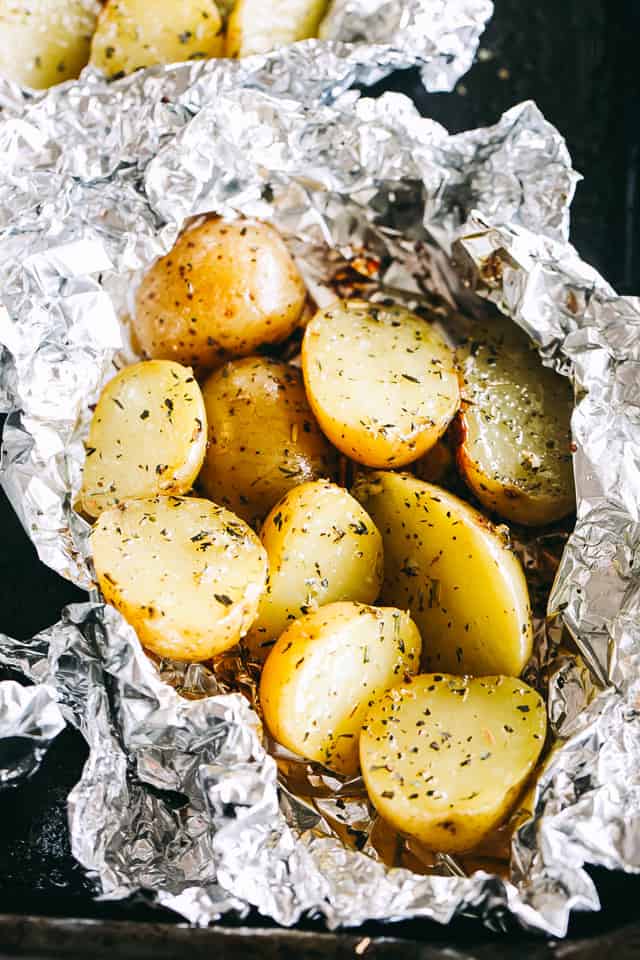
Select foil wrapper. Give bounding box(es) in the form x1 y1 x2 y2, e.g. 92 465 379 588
0 679 65 788
0 35 638 938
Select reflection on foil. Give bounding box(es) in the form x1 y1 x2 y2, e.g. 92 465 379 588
0 679 65 787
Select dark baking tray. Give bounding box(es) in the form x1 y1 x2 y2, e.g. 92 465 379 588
1 0 639 955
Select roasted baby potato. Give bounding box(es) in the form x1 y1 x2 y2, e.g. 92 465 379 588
360 674 546 853
90 0 223 78
91 495 267 661
226 0 329 57
260 602 422 776
353 472 533 676
456 314 575 526
199 358 337 525
134 218 307 370
79 360 207 518
245 480 384 660
0 0 99 88
302 300 460 468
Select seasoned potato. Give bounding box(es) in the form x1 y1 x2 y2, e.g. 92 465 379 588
245 480 383 660
456 314 575 526
133 218 307 371
90 0 223 78
79 360 206 518
91 496 267 661
199 358 337 525
302 300 460 468
353 472 533 676
226 0 328 57
0 0 99 89
413 436 455 486
260 602 421 775
360 674 546 853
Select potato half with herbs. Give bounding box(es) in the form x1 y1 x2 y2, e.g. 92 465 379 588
226 0 328 57
245 480 384 660
80 360 207 518
90 0 223 78
302 300 460 468
456 314 575 526
134 219 306 371
354 472 532 676
199 358 337 525
360 674 546 853
260 602 421 776
0 0 100 89
91 496 267 661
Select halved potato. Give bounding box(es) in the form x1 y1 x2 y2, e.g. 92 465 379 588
353 472 533 676
360 674 546 853
302 300 460 468
245 480 384 660
456 314 575 526
225 0 328 57
199 358 337 525
79 360 207 518
0 0 99 88
133 218 307 372
90 0 223 78
260 602 421 776
91 495 267 661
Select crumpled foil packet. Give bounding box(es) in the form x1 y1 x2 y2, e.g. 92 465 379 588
0 42 639 938
0 679 65 787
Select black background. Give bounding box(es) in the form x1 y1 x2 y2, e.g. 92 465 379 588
1 0 639 954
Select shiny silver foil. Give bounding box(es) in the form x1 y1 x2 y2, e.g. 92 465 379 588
0 39 637 938
0 679 65 787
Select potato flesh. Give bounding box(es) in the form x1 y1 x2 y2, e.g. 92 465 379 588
133 218 307 371
245 480 384 660
457 314 575 526
226 0 329 57
353 472 533 676
260 602 422 775
302 300 460 468
360 674 546 853
80 360 207 517
0 0 99 88
91 496 267 662
90 0 223 77
199 358 337 525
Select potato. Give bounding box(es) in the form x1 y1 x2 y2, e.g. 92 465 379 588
302 300 460 468
456 314 575 526
360 674 546 853
90 0 223 78
245 480 383 660
413 435 455 486
353 472 533 676
260 602 421 776
199 358 337 525
133 218 307 371
226 0 328 57
91 495 267 661
79 360 207 518
0 0 99 89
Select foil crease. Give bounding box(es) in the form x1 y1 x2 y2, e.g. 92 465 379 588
0 678 65 787
0 40 636 939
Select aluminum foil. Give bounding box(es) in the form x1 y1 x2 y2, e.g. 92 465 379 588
0 679 65 788
0 38 638 938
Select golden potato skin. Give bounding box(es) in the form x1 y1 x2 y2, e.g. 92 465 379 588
353 472 533 677
245 480 384 660
260 602 422 776
0 0 99 89
199 358 338 525
90 0 223 78
91 496 267 661
80 360 207 517
302 300 460 468
360 674 546 853
133 219 307 371
226 0 329 57
456 314 575 526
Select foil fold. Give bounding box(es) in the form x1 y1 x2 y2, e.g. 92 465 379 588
0 32 638 939
0 678 65 787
